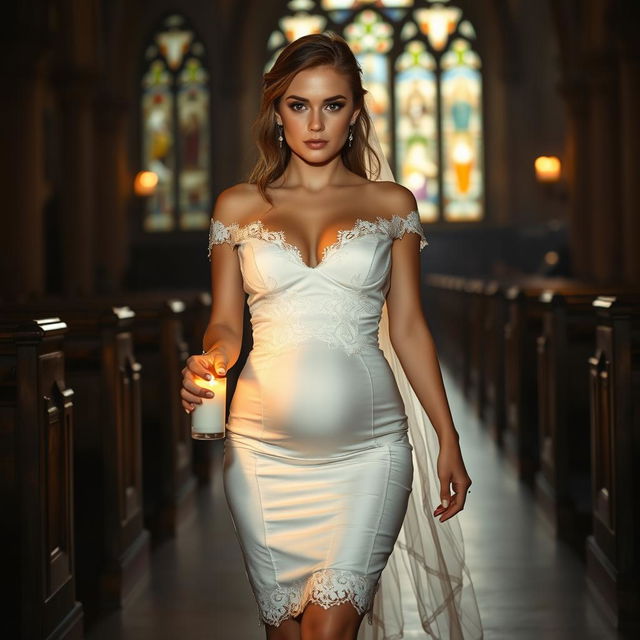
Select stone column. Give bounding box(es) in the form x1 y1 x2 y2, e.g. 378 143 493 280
558 77 592 280
617 42 640 284
584 50 622 284
0 47 47 301
94 94 131 293
55 67 97 296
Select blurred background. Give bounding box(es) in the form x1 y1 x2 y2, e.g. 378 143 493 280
1 1 639 639
3 0 639 298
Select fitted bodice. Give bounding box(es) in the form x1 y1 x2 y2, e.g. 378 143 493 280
208 210 428 357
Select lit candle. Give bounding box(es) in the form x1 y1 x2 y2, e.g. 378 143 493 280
191 375 226 440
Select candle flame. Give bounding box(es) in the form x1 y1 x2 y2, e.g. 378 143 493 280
193 375 226 390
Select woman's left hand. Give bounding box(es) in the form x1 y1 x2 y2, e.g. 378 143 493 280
433 436 472 523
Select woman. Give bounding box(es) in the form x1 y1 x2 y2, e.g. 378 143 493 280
181 33 482 640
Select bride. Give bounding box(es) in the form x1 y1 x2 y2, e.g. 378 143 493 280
181 32 482 640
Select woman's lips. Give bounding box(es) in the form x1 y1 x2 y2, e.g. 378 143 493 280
304 140 328 149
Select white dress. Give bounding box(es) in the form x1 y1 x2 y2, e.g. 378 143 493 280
208 210 428 629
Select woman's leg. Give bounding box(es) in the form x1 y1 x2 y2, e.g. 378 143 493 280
300 602 366 640
265 613 303 640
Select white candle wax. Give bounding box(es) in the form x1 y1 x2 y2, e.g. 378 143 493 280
191 375 227 440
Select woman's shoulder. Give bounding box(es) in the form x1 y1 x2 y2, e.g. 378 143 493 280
362 180 419 220
212 182 265 227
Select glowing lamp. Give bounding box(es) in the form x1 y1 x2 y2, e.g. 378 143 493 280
535 156 561 183
134 171 159 196
191 375 227 440
544 251 560 266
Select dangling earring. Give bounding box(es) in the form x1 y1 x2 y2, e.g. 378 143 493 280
348 123 354 148
276 123 284 148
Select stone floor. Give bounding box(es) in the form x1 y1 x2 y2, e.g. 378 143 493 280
86 367 625 640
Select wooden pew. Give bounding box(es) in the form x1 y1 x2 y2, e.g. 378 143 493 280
61 304 150 619
502 277 596 485
480 280 508 444
503 285 543 484
535 291 599 555
464 278 487 417
35 292 201 542
93 293 197 543
2 301 151 625
424 274 468 386
98 289 215 490
0 316 84 639
586 295 640 633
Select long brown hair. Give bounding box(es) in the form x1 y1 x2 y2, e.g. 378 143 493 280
247 31 381 205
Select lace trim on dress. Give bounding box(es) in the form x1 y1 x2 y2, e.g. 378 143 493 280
208 218 236 258
254 568 380 628
389 210 429 250
207 210 429 263
253 285 380 357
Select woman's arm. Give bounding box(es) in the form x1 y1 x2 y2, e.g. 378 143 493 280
384 188 458 446
180 186 246 412
383 184 471 522
201 186 247 372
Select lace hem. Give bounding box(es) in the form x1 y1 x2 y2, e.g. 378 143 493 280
253 568 380 628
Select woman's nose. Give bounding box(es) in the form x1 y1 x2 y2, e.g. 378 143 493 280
308 111 324 131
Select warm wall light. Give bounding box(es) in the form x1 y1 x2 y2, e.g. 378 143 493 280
535 156 561 183
134 170 158 196
544 250 559 266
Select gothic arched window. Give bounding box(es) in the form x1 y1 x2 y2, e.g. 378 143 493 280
266 0 484 222
141 14 211 232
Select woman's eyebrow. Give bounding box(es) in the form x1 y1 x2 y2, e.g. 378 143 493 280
284 94 348 101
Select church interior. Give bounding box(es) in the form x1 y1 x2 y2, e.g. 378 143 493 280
1 0 639 638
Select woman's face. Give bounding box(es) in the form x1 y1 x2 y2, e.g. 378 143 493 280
275 64 360 163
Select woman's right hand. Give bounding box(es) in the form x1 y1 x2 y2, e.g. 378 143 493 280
181 349 228 414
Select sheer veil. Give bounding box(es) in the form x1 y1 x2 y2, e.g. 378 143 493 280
358 122 484 640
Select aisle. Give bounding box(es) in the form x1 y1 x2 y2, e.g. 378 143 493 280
86 439 262 640
446 370 621 640
87 367 621 640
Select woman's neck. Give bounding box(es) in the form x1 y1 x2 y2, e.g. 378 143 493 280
274 152 351 191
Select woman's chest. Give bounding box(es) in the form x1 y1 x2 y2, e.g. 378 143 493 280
235 231 393 294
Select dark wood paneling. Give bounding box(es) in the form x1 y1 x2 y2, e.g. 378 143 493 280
586 295 640 633
0 316 84 639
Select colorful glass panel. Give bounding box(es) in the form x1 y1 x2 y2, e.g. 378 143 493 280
141 15 211 232
345 10 393 156
413 4 461 51
280 12 327 42
156 30 193 70
394 40 439 220
266 0 485 223
441 38 483 220
322 0 412 8
177 58 211 230
141 59 175 232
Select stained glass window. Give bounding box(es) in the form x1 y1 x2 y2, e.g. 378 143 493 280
141 14 211 232
342 10 393 159
265 0 484 222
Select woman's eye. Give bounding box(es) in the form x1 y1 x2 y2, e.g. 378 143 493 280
326 102 344 111
290 102 305 111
